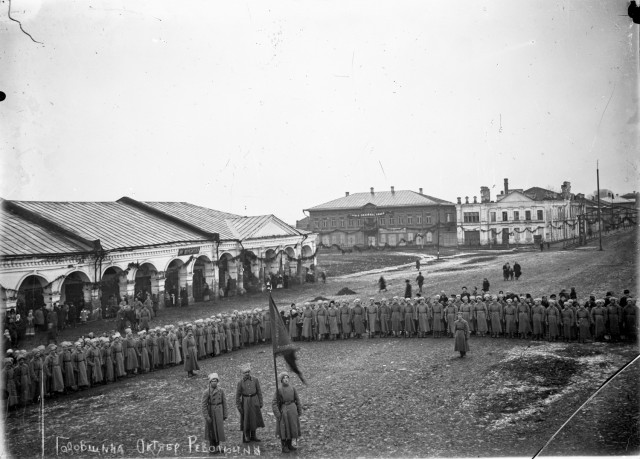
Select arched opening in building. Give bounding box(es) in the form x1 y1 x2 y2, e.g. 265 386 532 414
218 253 235 297
192 256 212 302
101 267 122 318
165 259 183 307
17 275 47 315
283 247 296 287
135 263 157 301
301 245 315 283
240 251 260 293
61 271 91 309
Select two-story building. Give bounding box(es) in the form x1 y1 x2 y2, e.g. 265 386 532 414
302 187 457 248
456 179 584 246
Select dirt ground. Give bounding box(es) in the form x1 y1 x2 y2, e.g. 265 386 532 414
3 228 638 458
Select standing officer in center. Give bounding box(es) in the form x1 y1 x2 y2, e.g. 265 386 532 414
235 363 265 443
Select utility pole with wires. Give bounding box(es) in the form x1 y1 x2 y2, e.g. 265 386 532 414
597 161 603 251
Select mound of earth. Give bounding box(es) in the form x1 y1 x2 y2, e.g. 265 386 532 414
309 296 331 302
336 287 357 295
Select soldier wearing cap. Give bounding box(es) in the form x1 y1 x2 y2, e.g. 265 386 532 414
183 327 200 378
301 303 314 342
272 371 302 453
202 372 228 454
44 344 64 397
235 363 264 443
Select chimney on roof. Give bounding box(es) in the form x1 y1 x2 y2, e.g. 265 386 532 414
504 178 509 195
391 186 395 194
419 188 423 195
465 196 469 204
370 187 374 195
345 192 349 197
457 197 461 204
473 196 477 204
480 186 490 203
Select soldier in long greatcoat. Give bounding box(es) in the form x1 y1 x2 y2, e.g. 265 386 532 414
488 297 503 338
273 372 302 453
301 303 314 341
236 364 265 443
591 300 607 341
316 302 328 340
352 299 366 338
327 303 339 340
606 298 622 342
202 372 228 453
453 313 470 358
561 303 575 342
183 327 200 377
546 300 561 341
531 299 546 341
339 301 352 339
366 299 379 338
431 298 444 338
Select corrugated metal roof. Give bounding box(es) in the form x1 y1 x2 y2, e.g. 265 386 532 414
0 208 88 257
306 190 452 211
12 201 208 251
142 202 240 239
227 215 301 240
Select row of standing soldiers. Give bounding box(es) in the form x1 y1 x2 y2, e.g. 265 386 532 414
279 294 638 342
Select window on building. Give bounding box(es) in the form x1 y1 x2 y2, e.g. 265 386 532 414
490 212 496 222
407 216 413 225
340 219 345 228
399 216 404 225
322 220 328 228
426 231 433 243
525 210 531 221
331 218 336 227
348 219 354 227
514 211 519 221
314 219 319 228
407 232 414 241
425 213 432 224
380 234 386 243
379 217 386 226
389 217 395 225
446 213 453 223
463 212 480 223
537 210 544 220
502 211 508 222
357 219 362 227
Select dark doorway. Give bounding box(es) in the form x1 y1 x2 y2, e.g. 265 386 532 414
502 228 510 245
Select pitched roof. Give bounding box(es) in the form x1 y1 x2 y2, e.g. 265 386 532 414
227 215 302 240
306 190 452 211
0 207 89 257
141 201 240 239
7 201 209 252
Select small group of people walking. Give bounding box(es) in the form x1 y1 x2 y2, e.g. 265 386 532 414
201 364 302 455
502 261 522 281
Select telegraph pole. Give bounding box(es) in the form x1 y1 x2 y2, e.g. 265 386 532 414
597 161 603 251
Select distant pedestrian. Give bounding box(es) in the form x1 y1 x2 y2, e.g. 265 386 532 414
416 259 421 270
378 276 387 292
513 262 522 280
502 262 510 281
404 280 412 299
416 272 425 293
482 278 490 293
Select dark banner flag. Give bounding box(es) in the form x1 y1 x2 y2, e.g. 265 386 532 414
269 293 307 385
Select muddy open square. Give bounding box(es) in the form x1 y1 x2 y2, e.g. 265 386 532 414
3 229 639 458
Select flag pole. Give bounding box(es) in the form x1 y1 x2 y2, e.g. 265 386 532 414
269 290 280 396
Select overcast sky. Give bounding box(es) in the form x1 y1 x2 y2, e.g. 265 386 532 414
1 0 638 225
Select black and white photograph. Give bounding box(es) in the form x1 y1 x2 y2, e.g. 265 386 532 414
1 0 639 457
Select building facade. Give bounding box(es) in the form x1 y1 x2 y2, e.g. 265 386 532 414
302 187 457 248
0 197 316 312
456 179 584 246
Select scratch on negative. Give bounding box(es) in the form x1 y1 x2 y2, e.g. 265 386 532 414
7 0 44 45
